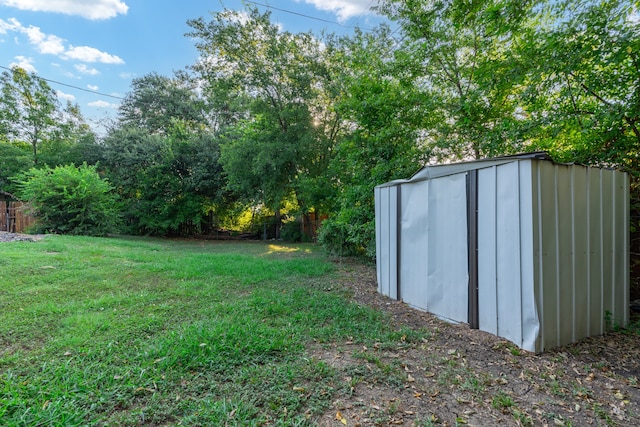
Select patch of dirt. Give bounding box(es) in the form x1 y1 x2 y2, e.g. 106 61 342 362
0 231 46 242
312 260 640 427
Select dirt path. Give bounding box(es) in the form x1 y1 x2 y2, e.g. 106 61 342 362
316 261 640 427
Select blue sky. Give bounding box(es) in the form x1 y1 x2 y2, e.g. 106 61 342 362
0 0 386 132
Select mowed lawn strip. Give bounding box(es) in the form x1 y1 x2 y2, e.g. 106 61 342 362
0 236 421 426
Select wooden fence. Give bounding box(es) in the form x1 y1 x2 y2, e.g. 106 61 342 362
0 201 36 233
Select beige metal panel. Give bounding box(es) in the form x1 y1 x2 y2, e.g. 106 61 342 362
588 169 605 336
477 161 538 351
478 166 498 336
610 169 629 328
621 173 630 327
601 169 615 330
556 165 577 347
534 162 628 351
399 179 431 311
571 167 590 342
424 174 468 322
374 186 399 300
536 160 560 350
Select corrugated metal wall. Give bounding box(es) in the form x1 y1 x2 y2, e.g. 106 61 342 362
477 161 539 352
375 157 629 353
375 186 398 300
376 175 469 324
399 175 468 323
532 162 629 351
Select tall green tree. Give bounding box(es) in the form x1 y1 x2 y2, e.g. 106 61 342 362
40 101 99 167
187 7 339 220
379 0 535 159
517 0 640 169
320 27 427 256
103 70 230 235
0 67 59 165
118 73 209 135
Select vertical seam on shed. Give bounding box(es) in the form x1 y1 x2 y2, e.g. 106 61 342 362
536 163 545 351
571 168 577 342
611 172 617 322
600 169 604 334
554 165 561 348
586 168 591 337
467 170 479 329
396 185 402 301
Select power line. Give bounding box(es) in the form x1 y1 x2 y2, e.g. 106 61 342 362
242 0 374 31
0 65 124 100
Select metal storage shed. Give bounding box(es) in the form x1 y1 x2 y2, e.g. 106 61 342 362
374 152 629 353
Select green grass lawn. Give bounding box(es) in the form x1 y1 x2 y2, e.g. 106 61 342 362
0 236 415 426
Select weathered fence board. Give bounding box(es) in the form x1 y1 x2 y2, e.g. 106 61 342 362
0 201 36 233
0 201 6 231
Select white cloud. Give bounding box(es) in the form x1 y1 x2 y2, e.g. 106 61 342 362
9 55 36 72
119 72 135 79
88 100 118 109
0 0 128 20
300 0 379 21
87 84 99 91
0 18 124 64
56 90 75 101
75 63 100 75
0 17 19 33
22 25 65 54
63 45 123 64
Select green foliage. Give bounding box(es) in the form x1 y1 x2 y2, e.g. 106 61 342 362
188 7 341 213
0 67 60 165
118 72 208 135
318 218 363 257
100 123 227 235
518 0 640 168
379 0 534 159
319 27 427 257
16 163 120 236
0 141 31 196
280 219 302 242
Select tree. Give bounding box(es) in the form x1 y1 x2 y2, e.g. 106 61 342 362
378 0 535 160
318 27 428 256
40 101 99 167
118 73 209 135
100 123 228 235
187 7 339 223
516 0 640 169
0 67 60 165
0 140 32 197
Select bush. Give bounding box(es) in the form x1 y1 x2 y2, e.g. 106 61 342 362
280 219 302 242
317 218 374 257
17 163 121 236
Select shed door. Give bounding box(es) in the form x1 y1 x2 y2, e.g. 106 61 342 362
399 174 469 323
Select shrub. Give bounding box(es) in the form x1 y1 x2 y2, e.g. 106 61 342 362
317 218 374 257
280 219 302 242
17 163 120 236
